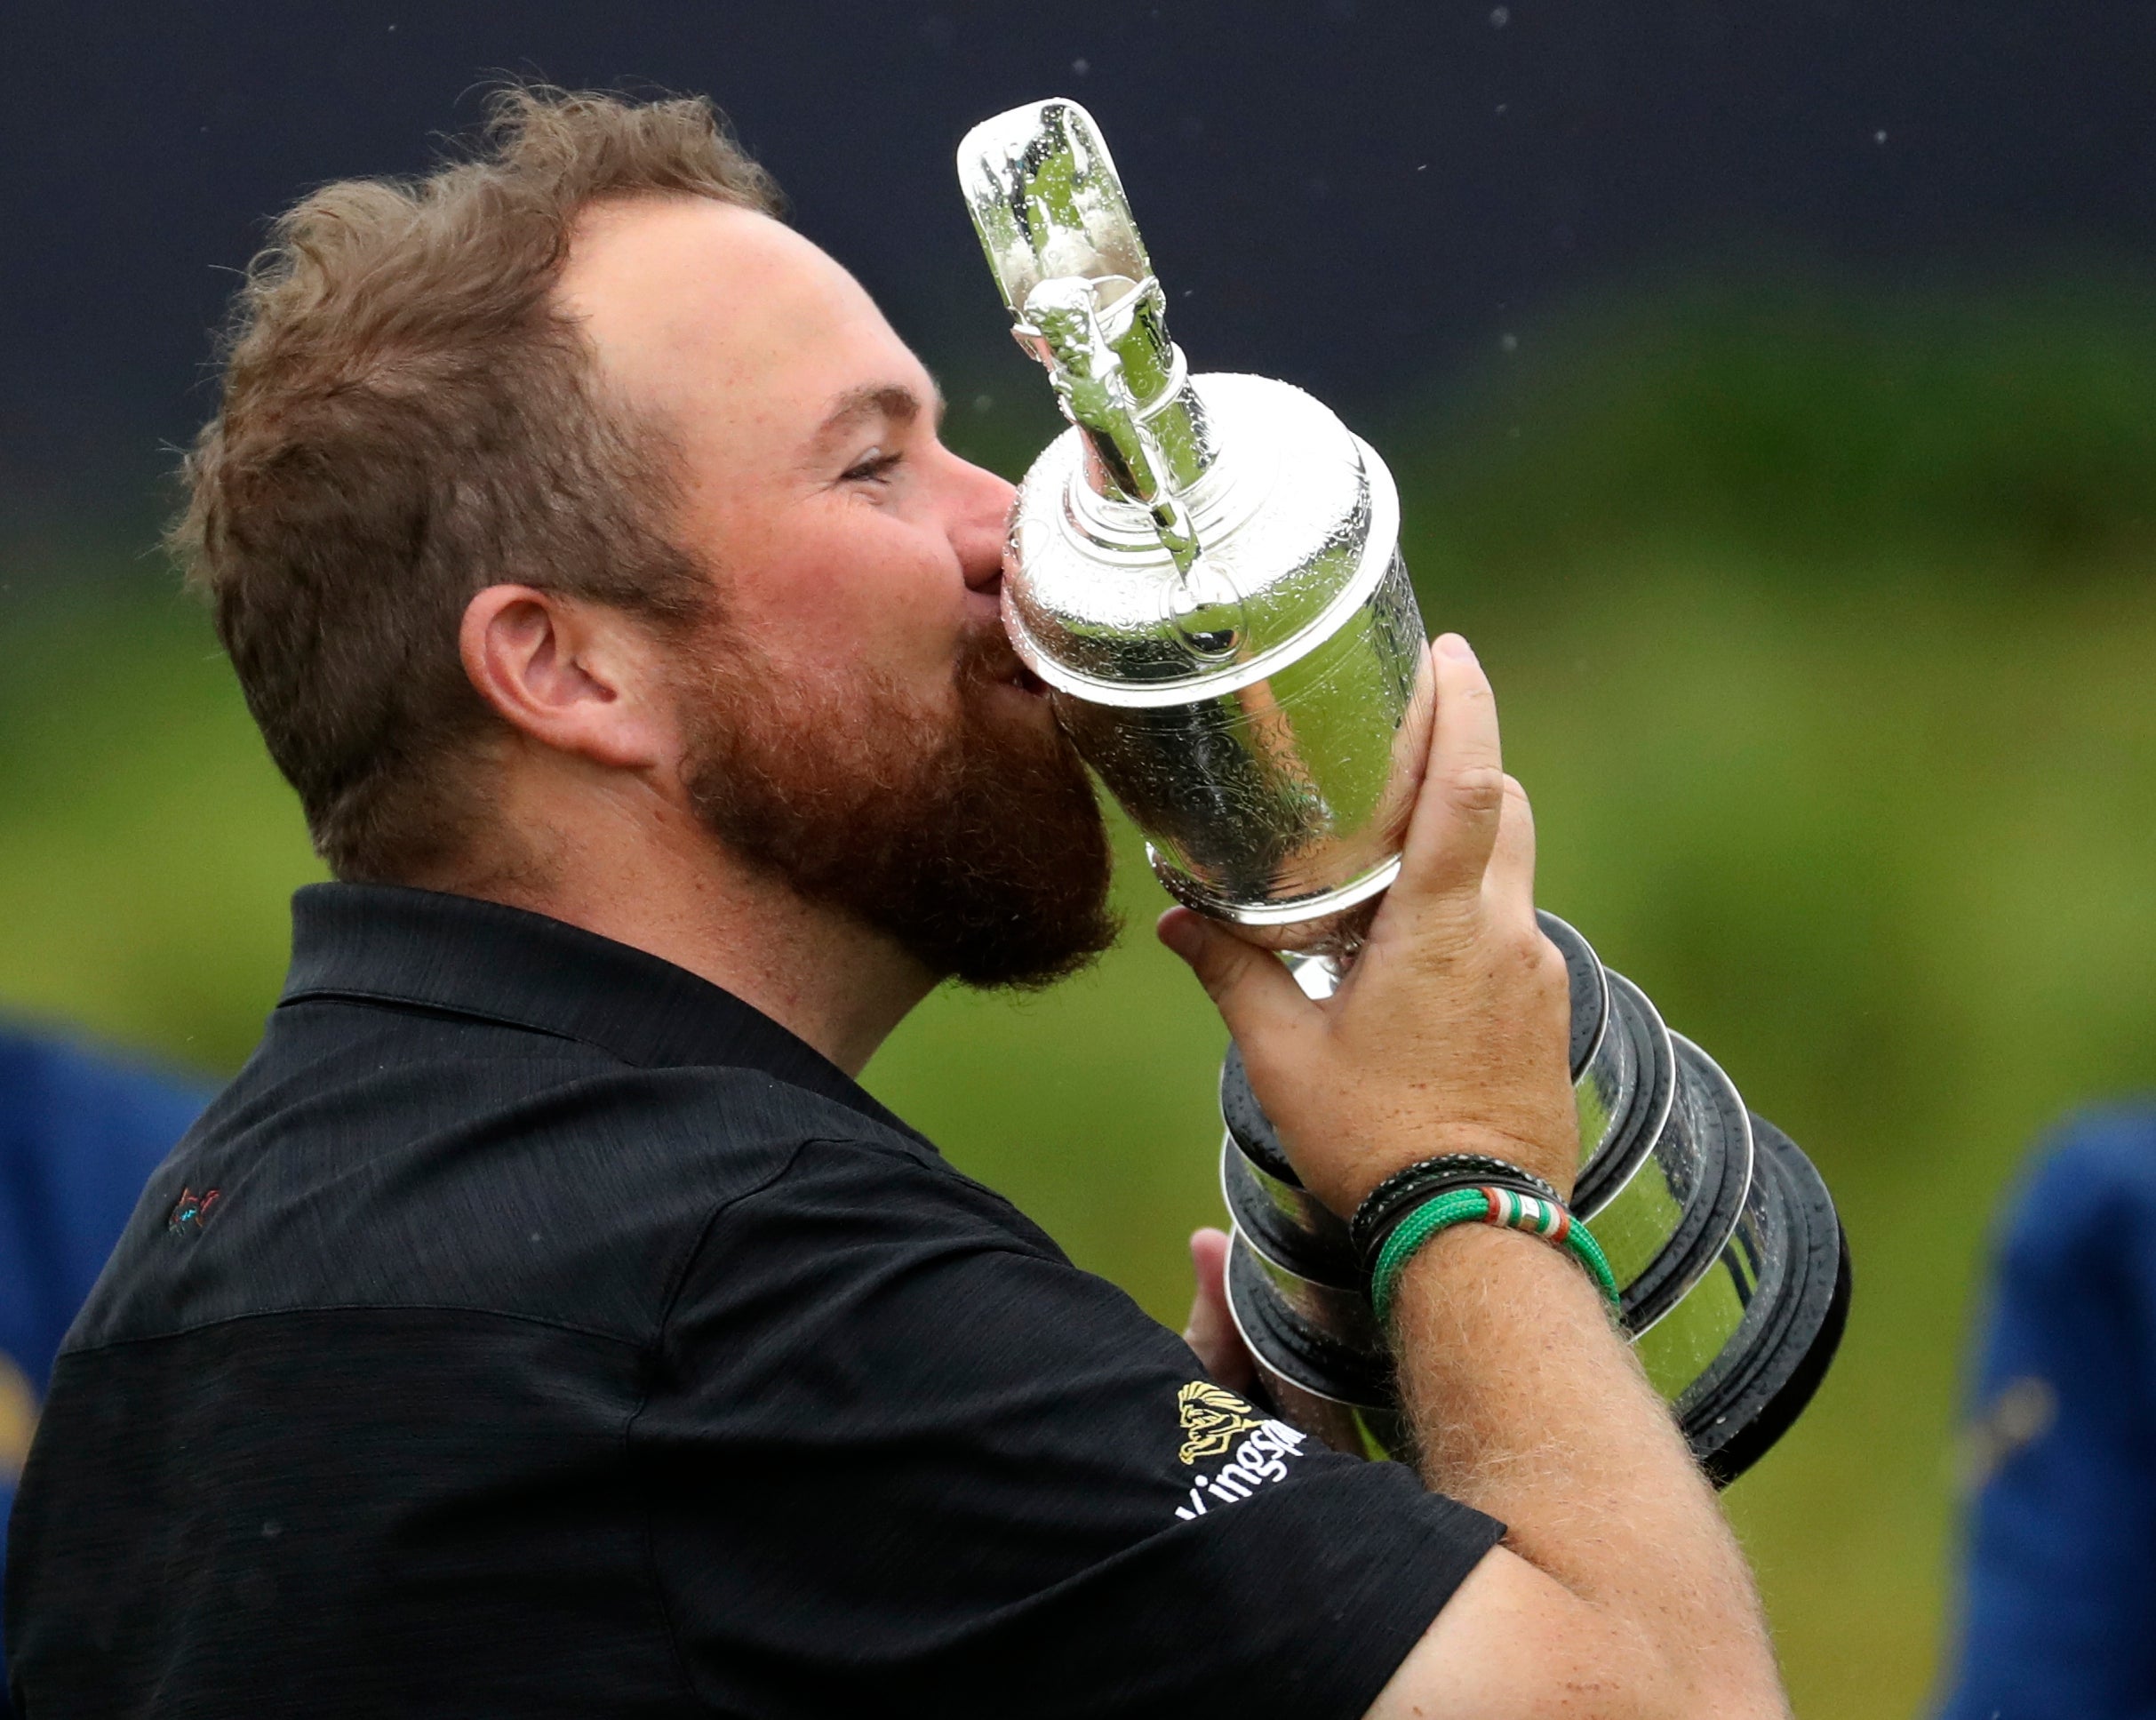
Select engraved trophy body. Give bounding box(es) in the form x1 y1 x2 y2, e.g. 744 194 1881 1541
958 99 1849 1481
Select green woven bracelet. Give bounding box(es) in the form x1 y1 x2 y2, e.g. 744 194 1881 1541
1369 1186 1622 1330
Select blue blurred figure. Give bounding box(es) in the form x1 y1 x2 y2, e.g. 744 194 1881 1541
1939 1109 2156 1719
0 1028 208 1712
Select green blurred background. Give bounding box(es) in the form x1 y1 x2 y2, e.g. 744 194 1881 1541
4 271 2152 1716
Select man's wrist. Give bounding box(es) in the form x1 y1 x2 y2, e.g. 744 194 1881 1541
1368 1182 1620 1329
1310 1121 1579 1218
1348 1151 1566 1268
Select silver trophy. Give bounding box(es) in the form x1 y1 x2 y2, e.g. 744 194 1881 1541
958 99 1849 1482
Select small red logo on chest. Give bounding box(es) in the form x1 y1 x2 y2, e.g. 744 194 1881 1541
166 1187 222 1236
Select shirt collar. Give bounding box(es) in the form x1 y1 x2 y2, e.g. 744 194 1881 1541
279 882 916 1136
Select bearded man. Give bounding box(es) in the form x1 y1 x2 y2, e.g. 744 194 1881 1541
4 90 1787 1719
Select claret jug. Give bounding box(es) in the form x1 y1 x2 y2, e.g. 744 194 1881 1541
958 98 1849 1480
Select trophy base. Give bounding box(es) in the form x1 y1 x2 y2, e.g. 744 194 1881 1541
1222 1119 1850 1486
1673 1117 1852 1484
1210 908 1849 1485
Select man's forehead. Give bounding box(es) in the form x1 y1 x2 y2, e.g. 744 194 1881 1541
561 196 921 434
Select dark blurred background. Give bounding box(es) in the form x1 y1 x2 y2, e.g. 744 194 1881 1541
5 4 2154 1712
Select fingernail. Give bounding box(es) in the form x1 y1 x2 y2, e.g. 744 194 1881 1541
1155 908 1201 961
1437 632 1477 662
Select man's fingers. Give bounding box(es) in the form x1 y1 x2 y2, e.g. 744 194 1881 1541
1155 909 1314 1051
1483 773 1538 926
1181 1228 1256 1391
1395 635 1507 907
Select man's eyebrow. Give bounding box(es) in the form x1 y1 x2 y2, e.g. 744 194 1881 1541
812 382 947 444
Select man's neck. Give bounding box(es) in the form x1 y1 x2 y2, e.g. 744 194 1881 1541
434 772 937 1079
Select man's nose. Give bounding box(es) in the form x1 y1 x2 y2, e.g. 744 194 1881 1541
952 458 1018 595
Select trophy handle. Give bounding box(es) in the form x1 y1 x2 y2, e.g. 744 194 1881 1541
956 97 1154 320
959 98 1235 655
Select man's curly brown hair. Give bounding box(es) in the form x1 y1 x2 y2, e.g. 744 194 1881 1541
171 86 781 884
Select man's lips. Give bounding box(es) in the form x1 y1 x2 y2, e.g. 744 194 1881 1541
967 626 1051 699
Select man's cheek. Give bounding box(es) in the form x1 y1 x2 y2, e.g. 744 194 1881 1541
833 588 954 686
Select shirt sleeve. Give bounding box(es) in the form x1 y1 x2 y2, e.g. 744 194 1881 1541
635 1133 1503 1720
1936 1113 2156 1720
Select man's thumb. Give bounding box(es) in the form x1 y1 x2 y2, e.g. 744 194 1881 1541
1155 908 1311 1045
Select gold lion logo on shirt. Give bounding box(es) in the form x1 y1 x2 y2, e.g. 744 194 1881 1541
1177 1380 1262 1465
0 1352 37 1484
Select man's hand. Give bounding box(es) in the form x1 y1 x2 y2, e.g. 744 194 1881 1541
1157 633 1578 1215
1161 634 1789 1720
1179 1228 1256 1393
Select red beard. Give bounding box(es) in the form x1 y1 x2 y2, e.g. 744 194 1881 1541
673 623 1118 989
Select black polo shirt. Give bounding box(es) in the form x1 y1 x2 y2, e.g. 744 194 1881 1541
5 884 1501 1718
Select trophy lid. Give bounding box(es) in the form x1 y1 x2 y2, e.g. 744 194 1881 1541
1003 372 1400 703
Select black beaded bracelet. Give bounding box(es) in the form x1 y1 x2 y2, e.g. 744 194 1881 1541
1349 1152 1566 1276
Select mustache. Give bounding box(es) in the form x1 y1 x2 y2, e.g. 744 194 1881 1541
956 619 1049 694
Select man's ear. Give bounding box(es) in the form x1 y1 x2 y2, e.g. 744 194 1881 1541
459 585 672 772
